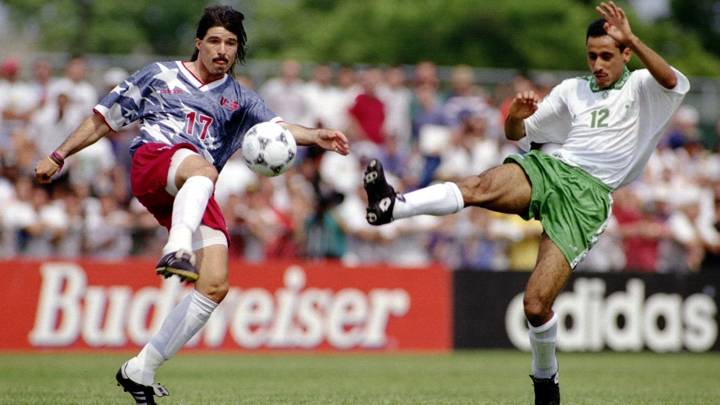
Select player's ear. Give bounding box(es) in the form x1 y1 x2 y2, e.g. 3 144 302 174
622 47 632 64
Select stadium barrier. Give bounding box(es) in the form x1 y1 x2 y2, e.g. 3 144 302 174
453 270 720 352
4 260 718 353
0 260 451 351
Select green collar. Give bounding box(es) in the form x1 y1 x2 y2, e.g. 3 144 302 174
586 66 630 92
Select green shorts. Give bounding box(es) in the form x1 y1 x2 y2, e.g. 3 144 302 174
504 150 612 268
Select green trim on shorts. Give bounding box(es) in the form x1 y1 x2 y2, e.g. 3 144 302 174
504 150 613 268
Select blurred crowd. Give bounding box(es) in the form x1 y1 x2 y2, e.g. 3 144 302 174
1 55 719 273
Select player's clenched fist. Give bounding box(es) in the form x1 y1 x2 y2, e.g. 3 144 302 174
34 154 62 184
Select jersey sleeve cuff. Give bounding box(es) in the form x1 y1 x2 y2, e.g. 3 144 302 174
667 67 690 95
517 121 532 152
93 106 121 132
516 136 532 152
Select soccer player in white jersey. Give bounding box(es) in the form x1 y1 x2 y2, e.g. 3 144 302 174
363 2 688 404
34 5 349 405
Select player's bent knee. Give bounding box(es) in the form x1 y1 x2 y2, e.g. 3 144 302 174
457 175 490 205
523 296 552 325
198 281 229 303
208 282 229 303
177 154 220 186
195 166 219 184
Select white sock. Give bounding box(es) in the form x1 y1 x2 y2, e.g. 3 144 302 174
392 182 464 220
528 313 559 379
124 290 218 385
163 176 214 255
123 342 165 386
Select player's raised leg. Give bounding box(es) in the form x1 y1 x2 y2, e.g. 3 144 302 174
364 159 532 225
525 234 572 405
156 151 219 282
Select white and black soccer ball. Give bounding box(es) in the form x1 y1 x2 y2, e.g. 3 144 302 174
241 121 297 177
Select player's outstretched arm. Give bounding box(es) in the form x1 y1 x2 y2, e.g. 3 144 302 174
282 123 350 156
504 91 540 141
596 1 677 89
34 113 112 183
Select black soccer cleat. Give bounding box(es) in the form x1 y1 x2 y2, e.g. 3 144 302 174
116 364 169 405
155 250 198 282
530 373 560 405
363 159 398 226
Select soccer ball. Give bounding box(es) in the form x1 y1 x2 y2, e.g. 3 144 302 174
241 121 297 177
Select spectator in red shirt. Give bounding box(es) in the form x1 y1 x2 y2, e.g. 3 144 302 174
613 188 668 272
348 68 386 145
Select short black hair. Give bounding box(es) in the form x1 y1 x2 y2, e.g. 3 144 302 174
191 5 247 67
586 18 626 51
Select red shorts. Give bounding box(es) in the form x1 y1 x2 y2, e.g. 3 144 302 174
130 143 229 244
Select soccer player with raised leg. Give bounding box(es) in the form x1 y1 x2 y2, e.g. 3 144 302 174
364 2 688 404
34 6 348 404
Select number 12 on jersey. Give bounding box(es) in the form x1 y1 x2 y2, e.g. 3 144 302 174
186 111 214 140
590 108 609 128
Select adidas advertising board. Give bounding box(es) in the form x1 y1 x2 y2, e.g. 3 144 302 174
454 271 720 352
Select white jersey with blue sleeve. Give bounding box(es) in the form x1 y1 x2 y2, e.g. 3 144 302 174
94 61 279 171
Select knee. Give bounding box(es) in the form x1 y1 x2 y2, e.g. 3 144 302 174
524 295 553 326
198 280 229 303
457 175 490 206
195 166 219 185
458 175 486 195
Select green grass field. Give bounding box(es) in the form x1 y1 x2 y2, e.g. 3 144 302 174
1 350 718 404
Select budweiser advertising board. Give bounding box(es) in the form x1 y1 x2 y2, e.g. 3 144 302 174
0 260 451 351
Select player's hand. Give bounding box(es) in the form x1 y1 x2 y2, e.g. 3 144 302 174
315 129 350 155
596 1 634 46
34 157 61 184
508 91 539 120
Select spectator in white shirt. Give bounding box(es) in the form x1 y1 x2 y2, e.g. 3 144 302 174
259 59 309 126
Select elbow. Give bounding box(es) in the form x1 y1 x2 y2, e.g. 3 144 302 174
504 130 525 142
661 74 678 90
504 118 526 141
662 78 677 90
